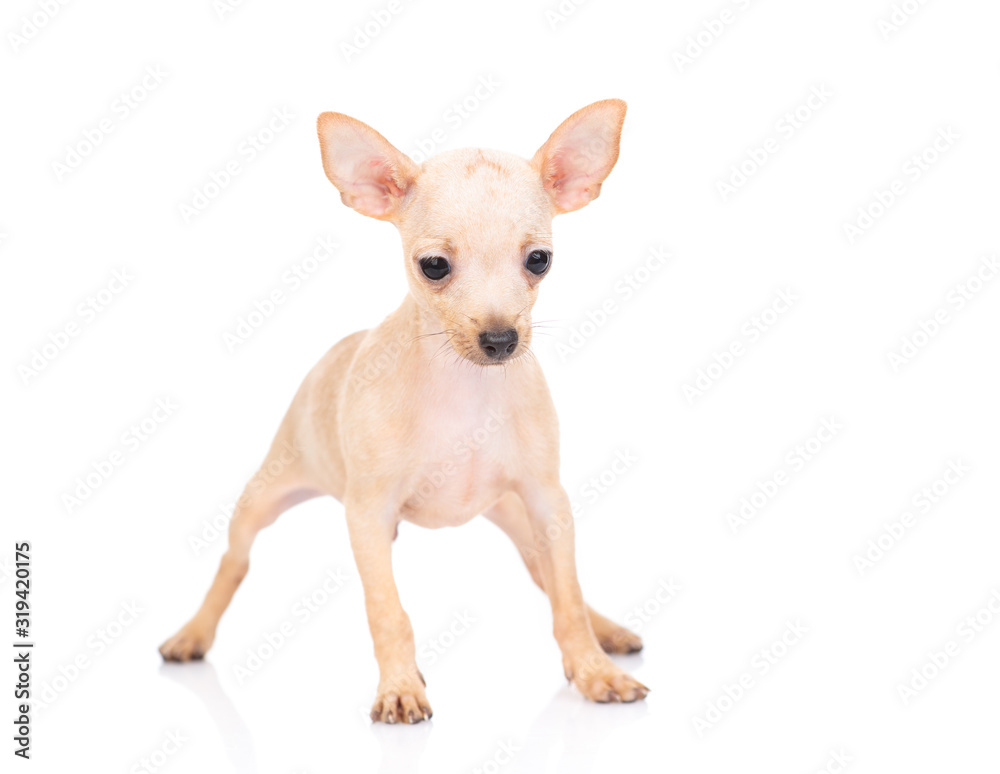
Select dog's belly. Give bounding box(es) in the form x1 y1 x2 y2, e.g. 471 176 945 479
399 451 506 528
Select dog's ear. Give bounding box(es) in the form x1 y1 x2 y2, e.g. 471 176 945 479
316 112 419 221
531 99 626 214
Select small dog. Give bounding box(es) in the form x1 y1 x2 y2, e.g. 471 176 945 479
161 99 648 722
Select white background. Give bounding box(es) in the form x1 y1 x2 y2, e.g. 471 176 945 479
3 0 1000 772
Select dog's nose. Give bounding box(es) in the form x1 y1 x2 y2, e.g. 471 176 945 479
479 329 518 360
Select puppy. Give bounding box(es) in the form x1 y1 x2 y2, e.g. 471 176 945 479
161 99 648 723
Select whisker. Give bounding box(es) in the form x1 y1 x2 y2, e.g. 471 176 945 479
429 343 449 363
410 328 456 343
429 333 460 363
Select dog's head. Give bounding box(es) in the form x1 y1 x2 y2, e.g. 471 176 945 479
317 100 626 366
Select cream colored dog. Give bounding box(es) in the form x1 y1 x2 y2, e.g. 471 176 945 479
160 99 648 722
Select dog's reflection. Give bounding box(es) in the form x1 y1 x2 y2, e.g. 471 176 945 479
158 660 258 774
158 655 646 774
369 717 433 774
514 654 649 774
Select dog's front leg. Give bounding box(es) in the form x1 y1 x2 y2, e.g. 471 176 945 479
344 488 431 724
517 481 649 703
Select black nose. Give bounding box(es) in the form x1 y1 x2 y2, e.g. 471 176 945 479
479 329 518 360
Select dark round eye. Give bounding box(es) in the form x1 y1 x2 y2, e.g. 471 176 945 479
419 256 450 281
526 249 551 275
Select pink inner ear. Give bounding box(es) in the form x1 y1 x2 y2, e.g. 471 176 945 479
551 175 597 212
366 158 405 198
342 155 400 217
546 148 602 211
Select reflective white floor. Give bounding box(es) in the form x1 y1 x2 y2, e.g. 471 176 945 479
23 502 1000 773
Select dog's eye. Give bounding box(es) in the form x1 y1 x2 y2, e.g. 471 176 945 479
525 249 551 275
419 256 451 281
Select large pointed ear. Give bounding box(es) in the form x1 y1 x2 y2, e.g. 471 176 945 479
531 99 626 214
316 112 419 221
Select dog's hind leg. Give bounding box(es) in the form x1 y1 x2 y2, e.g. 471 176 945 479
159 439 320 662
483 492 643 654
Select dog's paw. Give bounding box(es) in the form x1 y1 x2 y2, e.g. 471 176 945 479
370 670 432 724
159 621 215 662
590 613 643 654
566 652 649 703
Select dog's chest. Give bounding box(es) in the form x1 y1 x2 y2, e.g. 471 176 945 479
399 375 514 527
